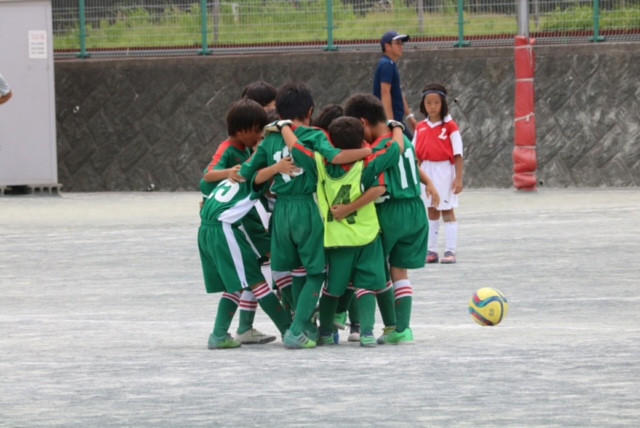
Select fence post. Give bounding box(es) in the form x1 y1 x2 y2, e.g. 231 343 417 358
453 0 469 47
513 0 538 191
325 0 338 51
199 0 213 54
76 0 90 58
590 0 605 42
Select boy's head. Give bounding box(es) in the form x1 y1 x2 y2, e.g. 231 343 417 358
343 94 387 142
312 104 344 131
380 30 409 57
328 117 365 150
276 82 314 124
266 108 279 123
242 81 277 112
226 98 268 148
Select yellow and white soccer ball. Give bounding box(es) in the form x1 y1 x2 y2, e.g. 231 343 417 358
468 287 509 326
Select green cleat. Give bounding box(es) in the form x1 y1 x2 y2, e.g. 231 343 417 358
283 329 317 349
387 328 414 345
208 333 241 349
305 325 320 343
360 332 377 347
333 312 348 330
376 326 396 345
318 333 338 346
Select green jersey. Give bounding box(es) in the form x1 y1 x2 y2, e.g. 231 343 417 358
371 133 421 200
239 126 341 196
200 140 252 198
200 176 266 225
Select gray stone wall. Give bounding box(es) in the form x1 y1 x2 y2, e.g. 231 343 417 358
54 43 640 191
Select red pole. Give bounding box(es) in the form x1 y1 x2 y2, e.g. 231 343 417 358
513 36 537 191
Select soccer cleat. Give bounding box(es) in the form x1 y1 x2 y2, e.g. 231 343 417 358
359 332 377 347
376 326 396 345
235 328 276 345
310 306 320 325
208 333 241 349
283 329 317 349
318 333 338 346
426 251 439 263
441 251 457 264
333 312 347 330
347 323 361 342
305 325 320 343
387 328 415 345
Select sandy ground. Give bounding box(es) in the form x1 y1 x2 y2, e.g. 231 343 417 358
1 189 639 427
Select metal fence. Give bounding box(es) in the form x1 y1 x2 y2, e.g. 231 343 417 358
52 0 640 58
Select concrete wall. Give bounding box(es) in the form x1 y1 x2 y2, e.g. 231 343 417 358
54 43 640 191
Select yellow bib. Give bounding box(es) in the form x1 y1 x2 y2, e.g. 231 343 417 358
315 153 380 248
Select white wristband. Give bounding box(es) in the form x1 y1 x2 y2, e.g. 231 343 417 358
406 113 415 120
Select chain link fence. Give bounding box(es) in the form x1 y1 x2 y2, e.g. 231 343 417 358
52 0 640 58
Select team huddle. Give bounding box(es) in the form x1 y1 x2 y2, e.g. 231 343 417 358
198 80 463 349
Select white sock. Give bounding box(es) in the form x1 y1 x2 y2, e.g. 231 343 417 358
428 220 440 253
445 221 458 254
239 289 257 312
393 279 413 299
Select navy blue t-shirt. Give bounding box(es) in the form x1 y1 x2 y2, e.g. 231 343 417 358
373 55 404 122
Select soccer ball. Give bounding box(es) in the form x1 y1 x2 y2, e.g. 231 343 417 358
468 287 509 326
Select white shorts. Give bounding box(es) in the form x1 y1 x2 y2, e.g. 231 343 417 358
419 160 458 211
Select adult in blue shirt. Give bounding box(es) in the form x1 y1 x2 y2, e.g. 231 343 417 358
373 31 417 140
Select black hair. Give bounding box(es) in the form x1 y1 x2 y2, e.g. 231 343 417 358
312 104 344 131
226 98 268 136
343 93 387 126
419 83 449 120
276 82 315 121
328 117 365 150
266 108 279 123
241 81 277 108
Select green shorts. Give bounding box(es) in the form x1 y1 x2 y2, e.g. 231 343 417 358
270 194 325 275
325 236 386 295
198 221 267 294
241 206 271 258
376 197 428 269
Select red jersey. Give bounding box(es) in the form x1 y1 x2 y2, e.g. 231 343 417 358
414 115 460 164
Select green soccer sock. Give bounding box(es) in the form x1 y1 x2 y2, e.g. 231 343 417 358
279 285 294 315
272 271 294 316
291 270 306 309
212 292 240 337
290 272 323 336
357 291 376 335
318 293 339 336
347 289 360 324
376 285 397 328
237 290 256 335
336 288 355 314
393 280 413 332
257 291 291 336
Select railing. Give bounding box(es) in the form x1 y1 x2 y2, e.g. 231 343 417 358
52 0 640 59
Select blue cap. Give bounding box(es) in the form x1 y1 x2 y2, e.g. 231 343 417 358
381 31 410 47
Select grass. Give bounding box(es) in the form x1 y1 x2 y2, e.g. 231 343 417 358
52 2 640 51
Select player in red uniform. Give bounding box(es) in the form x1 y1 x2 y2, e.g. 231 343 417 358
412 84 464 264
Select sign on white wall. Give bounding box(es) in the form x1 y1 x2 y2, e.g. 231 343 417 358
0 0 58 189
28 30 47 59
